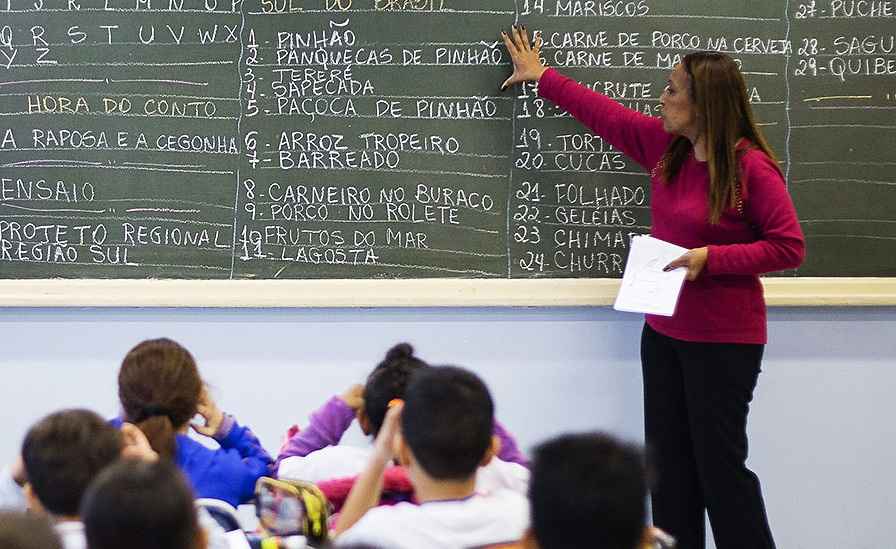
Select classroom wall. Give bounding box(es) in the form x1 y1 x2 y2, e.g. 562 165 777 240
1 306 893 549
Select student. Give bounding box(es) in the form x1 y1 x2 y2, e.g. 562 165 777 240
82 460 206 549
523 432 662 549
0 409 141 549
0 512 63 549
19 409 124 549
2 408 233 549
334 366 529 548
113 338 273 506
277 343 431 481
277 344 529 507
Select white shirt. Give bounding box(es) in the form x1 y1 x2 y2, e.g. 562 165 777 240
55 521 87 549
336 490 529 549
279 447 530 496
279 446 372 483
475 458 529 496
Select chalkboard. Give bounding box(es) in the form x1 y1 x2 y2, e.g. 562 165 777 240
0 0 893 281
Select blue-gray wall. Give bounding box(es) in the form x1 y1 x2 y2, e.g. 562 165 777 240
2 307 893 548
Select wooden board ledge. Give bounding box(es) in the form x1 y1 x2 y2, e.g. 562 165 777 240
0 278 893 307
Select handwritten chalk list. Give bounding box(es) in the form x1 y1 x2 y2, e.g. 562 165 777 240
0 0 893 279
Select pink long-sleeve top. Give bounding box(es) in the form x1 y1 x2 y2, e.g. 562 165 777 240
538 68 805 344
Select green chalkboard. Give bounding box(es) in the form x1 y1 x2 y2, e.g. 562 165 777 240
0 0 893 279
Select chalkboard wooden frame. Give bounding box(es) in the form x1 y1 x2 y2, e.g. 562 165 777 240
0 278 893 307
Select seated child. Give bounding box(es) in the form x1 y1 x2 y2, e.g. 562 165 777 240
82 460 206 549
0 409 139 549
0 512 63 549
277 343 429 481
523 432 664 549
1 408 232 549
112 338 273 507
278 344 529 508
334 366 529 549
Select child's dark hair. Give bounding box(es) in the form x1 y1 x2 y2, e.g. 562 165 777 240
81 460 201 549
529 432 647 549
363 343 428 436
118 338 203 460
0 512 63 549
401 365 494 480
21 409 122 517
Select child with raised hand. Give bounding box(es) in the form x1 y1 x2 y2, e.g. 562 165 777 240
334 366 529 548
277 343 427 481
277 344 529 508
113 338 273 507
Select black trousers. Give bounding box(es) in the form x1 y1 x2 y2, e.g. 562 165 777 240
641 324 776 549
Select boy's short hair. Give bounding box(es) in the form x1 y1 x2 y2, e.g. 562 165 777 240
0 512 63 549
364 343 428 436
529 433 647 549
81 460 200 549
21 409 122 516
401 366 494 480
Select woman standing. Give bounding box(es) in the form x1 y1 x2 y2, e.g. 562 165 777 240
501 27 804 549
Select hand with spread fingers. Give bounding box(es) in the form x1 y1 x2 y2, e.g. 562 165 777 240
500 25 547 90
664 246 709 281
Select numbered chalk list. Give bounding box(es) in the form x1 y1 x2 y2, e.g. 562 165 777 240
0 0 893 279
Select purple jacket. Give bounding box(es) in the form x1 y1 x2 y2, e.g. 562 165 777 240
276 396 529 468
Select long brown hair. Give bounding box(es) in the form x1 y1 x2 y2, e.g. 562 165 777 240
660 51 782 223
118 338 202 460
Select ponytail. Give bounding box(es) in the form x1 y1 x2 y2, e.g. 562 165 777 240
136 415 177 461
119 338 203 461
364 343 429 435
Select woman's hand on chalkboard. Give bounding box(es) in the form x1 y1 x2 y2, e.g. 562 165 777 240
191 386 225 438
500 25 546 90
664 247 708 281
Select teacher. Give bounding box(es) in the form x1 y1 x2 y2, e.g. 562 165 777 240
501 27 805 549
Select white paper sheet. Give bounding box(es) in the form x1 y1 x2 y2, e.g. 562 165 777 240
613 235 689 316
